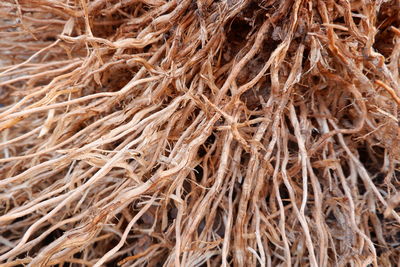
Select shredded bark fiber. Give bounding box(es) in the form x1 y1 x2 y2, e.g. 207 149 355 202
1 0 400 266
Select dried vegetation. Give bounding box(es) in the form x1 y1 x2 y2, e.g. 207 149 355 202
1 0 400 266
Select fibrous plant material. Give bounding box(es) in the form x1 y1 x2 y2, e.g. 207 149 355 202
0 0 400 266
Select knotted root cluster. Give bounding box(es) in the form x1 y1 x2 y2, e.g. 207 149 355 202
0 0 400 266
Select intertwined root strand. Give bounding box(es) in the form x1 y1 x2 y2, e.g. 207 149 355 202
0 0 400 266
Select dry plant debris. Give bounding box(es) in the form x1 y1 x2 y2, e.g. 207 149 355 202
0 0 400 266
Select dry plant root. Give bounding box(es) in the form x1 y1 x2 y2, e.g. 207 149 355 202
0 0 400 266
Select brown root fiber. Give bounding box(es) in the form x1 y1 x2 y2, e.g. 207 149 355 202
1 0 400 266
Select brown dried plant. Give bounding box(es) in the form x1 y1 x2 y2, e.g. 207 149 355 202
0 0 400 266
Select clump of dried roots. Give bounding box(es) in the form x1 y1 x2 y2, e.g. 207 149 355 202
1 0 400 266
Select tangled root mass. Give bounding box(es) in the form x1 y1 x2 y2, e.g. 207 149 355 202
0 0 400 266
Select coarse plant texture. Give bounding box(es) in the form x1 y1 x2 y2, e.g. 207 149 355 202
0 0 400 266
